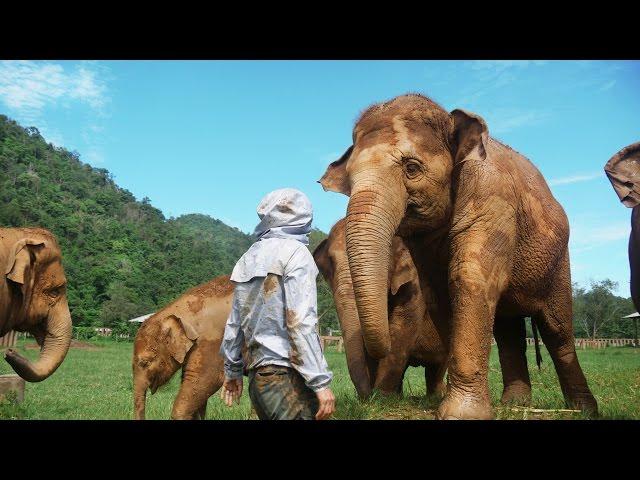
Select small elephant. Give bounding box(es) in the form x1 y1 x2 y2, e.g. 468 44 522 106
1 227 72 382
313 218 448 400
132 274 236 420
604 141 640 311
319 93 597 419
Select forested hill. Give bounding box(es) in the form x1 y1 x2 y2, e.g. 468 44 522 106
0 114 337 331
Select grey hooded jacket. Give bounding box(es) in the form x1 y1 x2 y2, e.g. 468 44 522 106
220 188 333 392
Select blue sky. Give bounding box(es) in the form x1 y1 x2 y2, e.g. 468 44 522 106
1 60 639 296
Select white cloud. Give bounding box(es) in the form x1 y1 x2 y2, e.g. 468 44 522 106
321 151 340 164
569 220 629 253
454 61 549 113
486 109 550 134
85 149 105 164
0 61 111 164
549 172 601 186
588 224 630 243
599 80 616 92
0 60 109 121
469 60 548 71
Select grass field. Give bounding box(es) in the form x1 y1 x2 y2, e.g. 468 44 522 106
1 339 639 420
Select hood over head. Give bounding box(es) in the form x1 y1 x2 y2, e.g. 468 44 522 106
253 188 313 245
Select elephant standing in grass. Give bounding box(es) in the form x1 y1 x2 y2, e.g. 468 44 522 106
313 218 448 399
320 93 597 419
604 142 640 311
1 227 72 382
133 274 237 420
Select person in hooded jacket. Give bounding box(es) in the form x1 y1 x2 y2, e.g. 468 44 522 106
220 188 335 420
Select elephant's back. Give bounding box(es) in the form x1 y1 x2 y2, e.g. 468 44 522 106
174 276 235 340
142 275 235 342
487 138 571 303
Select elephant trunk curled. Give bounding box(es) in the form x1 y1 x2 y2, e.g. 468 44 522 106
4 302 72 382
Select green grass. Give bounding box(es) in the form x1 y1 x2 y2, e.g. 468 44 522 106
1 339 639 419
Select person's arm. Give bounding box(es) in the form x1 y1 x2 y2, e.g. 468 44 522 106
283 246 334 393
220 289 244 406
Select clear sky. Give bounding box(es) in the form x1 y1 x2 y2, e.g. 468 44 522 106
1 60 639 296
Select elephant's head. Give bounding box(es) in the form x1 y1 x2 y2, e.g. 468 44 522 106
319 94 487 358
132 313 198 419
313 217 421 397
604 141 640 208
3 230 73 382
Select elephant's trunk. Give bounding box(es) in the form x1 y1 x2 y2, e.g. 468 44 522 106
332 258 373 399
346 180 406 359
133 368 148 420
4 302 72 382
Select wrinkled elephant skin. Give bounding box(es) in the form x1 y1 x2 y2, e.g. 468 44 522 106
604 142 640 311
0 228 72 382
319 94 597 419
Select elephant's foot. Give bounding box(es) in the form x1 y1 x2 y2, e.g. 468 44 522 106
500 382 532 407
426 381 447 400
567 392 599 417
436 391 494 420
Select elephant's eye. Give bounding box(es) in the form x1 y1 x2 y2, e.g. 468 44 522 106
47 286 63 298
403 160 423 179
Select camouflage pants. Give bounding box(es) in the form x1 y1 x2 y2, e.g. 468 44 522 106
248 365 319 420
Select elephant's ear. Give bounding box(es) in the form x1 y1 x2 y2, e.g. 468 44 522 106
389 237 418 296
604 142 640 208
5 238 45 296
161 314 197 364
318 146 353 196
312 238 333 282
450 109 489 167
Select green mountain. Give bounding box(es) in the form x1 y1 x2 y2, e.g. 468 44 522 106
0 114 339 333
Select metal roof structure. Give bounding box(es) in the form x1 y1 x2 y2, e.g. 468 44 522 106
129 313 155 323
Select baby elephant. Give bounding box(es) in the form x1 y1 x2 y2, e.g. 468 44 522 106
313 218 449 399
132 274 235 420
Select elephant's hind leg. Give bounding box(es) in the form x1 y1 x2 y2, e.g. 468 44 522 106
196 403 207 420
533 257 598 415
494 316 532 406
424 361 447 399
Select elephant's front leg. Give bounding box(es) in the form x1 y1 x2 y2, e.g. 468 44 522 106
437 254 509 420
171 341 223 420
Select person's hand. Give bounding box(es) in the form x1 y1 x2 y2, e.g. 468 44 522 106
221 377 243 407
315 387 335 420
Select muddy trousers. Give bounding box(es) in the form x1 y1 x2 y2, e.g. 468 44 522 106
248 365 319 420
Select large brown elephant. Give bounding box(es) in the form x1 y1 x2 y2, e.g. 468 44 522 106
604 142 640 311
319 93 597 419
0 227 72 382
313 218 448 399
132 274 235 420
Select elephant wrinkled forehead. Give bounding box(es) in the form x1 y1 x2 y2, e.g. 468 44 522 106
352 115 446 160
353 94 451 153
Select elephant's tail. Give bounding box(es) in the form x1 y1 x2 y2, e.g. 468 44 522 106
531 318 542 370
